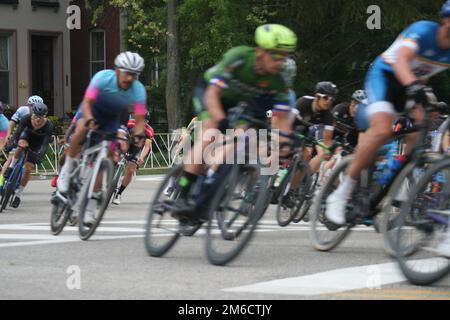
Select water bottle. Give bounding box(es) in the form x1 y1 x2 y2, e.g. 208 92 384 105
274 168 288 188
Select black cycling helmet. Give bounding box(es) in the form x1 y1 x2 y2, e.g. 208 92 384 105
32 102 48 117
315 81 339 96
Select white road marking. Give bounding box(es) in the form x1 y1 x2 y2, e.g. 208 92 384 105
223 262 407 296
136 176 165 182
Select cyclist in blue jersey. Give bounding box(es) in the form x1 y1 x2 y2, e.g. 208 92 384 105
326 2 450 239
57 52 148 224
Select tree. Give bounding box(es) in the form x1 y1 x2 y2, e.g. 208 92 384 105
166 0 182 130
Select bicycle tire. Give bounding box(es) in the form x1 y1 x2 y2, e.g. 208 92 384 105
206 164 270 266
395 157 450 285
380 152 445 257
276 162 311 226
50 196 71 236
0 165 21 212
106 163 125 206
78 158 114 240
144 165 183 257
310 156 353 252
292 164 314 223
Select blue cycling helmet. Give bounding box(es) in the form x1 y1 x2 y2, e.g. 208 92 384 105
441 0 450 17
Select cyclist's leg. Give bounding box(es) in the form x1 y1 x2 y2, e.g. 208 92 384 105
116 161 137 198
325 65 399 224
57 118 89 192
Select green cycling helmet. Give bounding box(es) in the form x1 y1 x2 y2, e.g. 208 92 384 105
255 24 297 53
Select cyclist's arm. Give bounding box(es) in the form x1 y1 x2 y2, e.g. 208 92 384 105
139 139 152 162
204 85 226 122
7 120 16 139
323 129 334 147
393 46 418 86
80 97 95 123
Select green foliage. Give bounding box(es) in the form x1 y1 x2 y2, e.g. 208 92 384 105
84 0 450 121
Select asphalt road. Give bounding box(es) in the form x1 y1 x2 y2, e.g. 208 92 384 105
1 176 450 300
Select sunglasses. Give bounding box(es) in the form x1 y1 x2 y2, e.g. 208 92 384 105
119 69 139 78
316 93 335 101
266 50 289 61
32 114 47 120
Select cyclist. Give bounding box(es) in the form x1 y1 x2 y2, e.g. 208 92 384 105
0 95 44 188
172 24 297 222
56 51 148 225
331 89 368 148
282 81 338 207
326 1 450 236
4 103 53 208
0 102 9 151
112 113 154 205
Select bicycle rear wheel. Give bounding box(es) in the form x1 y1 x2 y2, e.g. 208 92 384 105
310 156 352 251
206 164 270 266
395 158 450 285
144 165 183 257
78 159 114 240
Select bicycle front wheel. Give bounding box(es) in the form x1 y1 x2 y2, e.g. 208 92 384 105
310 156 352 252
394 157 450 285
78 158 114 240
144 165 183 257
206 164 270 266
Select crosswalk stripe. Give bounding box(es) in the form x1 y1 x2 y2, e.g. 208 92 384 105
223 262 407 296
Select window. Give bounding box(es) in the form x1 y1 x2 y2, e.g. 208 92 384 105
90 30 105 77
0 36 10 104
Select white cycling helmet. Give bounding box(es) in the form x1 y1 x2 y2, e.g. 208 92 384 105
114 51 145 74
27 95 43 105
266 110 273 119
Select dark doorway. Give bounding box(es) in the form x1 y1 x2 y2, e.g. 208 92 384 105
31 35 54 115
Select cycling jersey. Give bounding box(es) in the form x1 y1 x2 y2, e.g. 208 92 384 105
196 46 291 117
332 103 359 147
85 69 147 116
11 106 31 124
366 21 450 113
0 114 8 138
11 115 53 164
295 96 334 129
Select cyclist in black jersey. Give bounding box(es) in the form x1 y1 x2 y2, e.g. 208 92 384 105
4 103 53 208
332 89 368 148
282 81 338 207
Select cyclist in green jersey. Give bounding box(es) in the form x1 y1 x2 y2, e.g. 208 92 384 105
173 24 298 221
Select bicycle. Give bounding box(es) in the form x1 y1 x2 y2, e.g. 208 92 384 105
273 123 351 227
293 131 355 224
0 148 36 212
50 130 122 239
310 99 449 254
145 109 273 265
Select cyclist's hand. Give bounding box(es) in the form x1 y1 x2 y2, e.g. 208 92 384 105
137 158 145 167
406 80 427 105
